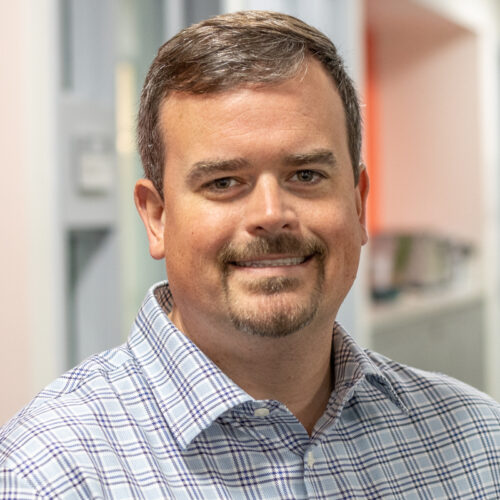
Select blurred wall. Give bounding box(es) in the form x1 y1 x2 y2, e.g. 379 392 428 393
1 0 499 426
0 1 33 423
0 1 62 424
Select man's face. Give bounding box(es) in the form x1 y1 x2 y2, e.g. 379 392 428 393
151 59 368 338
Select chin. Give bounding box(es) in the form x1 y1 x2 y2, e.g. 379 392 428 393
226 291 322 339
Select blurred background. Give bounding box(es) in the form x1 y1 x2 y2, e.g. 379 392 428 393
1 0 500 424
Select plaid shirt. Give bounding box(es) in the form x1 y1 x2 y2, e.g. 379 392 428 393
1 282 499 499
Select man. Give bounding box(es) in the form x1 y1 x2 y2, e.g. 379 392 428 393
1 10 499 499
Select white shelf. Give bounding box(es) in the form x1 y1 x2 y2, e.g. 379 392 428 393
370 285 484 332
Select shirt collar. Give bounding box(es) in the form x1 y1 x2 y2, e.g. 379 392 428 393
331 322 409 414
129 282 408 448
128 282 252 450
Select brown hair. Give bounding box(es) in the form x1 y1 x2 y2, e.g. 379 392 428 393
137 10 362 195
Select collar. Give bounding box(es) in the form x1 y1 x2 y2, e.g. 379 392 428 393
129 282 408 448
128 282 252 450
331 322 409 415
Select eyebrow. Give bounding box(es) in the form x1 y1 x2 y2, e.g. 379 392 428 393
283 149 337 167
186 158 250 184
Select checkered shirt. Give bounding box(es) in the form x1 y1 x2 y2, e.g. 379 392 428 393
1 282 499 499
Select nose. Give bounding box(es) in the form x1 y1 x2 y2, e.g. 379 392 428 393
244 175 299 235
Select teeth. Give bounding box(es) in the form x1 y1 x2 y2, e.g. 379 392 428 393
235 257 306 268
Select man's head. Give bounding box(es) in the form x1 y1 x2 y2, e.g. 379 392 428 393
137 10 362 197
135 11 368 340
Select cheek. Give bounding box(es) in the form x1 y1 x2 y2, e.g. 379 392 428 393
317 205 363 267
163 204 235 270
314 200 360 239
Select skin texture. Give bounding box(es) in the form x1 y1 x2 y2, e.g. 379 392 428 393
135 59 369 434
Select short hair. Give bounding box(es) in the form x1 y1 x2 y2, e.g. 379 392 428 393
137 10 362 195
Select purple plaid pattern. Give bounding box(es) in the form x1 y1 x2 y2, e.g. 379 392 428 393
1 282 499 499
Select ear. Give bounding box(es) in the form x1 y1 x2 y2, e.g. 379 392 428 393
355 164 370 246
134 179 166 260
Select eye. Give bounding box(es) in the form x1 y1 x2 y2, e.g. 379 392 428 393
200 177 244 199
290 169 324 184
206 177 238 191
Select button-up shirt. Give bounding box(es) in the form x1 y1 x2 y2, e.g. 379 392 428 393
1 282 499 499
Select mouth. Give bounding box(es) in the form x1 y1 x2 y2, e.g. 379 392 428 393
231 255 312 268
218 234 327 276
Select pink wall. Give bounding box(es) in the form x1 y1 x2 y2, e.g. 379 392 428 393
0 3 34 424
368 0 482 244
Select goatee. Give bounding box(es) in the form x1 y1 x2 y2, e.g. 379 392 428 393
217 234 327 338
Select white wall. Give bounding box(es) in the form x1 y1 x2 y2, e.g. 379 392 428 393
0 0 62 424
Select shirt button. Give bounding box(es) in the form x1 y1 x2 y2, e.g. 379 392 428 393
306 451 315 468
253 408 270 417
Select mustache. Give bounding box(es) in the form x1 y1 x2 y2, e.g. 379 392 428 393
217 234 327 266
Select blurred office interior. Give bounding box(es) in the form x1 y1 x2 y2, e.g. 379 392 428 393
1 0 500 424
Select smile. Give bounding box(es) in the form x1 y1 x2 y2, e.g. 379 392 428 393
232 256 310 268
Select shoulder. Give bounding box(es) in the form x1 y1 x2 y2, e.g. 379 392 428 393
366 349 500 430
4 344 135 423
0 345 143 493
359 350 500 488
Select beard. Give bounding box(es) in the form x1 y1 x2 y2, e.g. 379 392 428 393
217 234 327 338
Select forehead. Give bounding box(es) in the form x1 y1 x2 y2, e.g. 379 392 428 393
158 59 348 167
161 58 344 121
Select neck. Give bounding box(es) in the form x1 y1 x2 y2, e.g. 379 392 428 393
169 306 334 435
